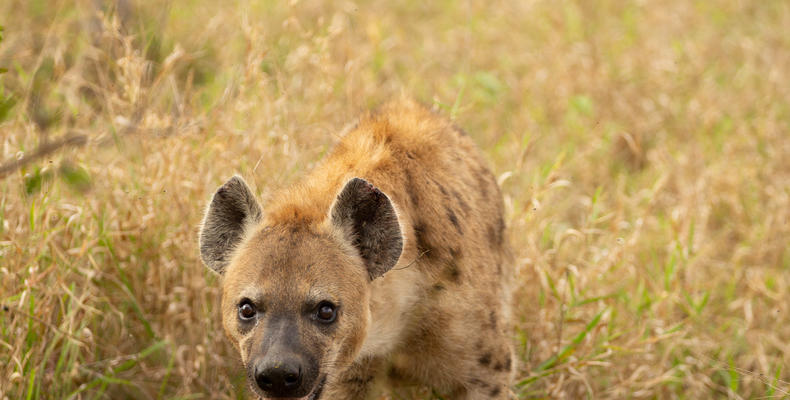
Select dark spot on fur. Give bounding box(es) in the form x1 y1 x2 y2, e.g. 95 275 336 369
438 183 448 196
432 283 446 292
478 353 492 366
443 248 463 283
453 125 469 137
388 366 408 381
487 217 505 248
490 387 502 397
487 224 497 247
447 208 462 234
476 170 489 199
343 374 375 386
405 170 419 207
489 311 497 329
469 378 490 388
504 355 512 371
445 261 462 283
494 361 504 371
453 191 470 214
414 222 435 259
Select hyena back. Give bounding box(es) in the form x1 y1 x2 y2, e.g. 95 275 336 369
199 98 514 399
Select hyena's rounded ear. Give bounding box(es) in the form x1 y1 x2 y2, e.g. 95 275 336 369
199 175 262 275
330 178 404 280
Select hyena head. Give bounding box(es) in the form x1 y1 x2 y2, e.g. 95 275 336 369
199 176 403 399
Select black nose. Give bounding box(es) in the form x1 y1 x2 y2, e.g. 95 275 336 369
254 358 303 396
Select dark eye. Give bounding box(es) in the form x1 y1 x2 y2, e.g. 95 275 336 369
315 301 337 323
238 300 257 321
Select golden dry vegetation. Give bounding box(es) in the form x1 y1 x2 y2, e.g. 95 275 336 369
1 0 789 398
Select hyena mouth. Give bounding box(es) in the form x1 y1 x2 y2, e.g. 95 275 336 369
258 375 326 400
306 375 326 400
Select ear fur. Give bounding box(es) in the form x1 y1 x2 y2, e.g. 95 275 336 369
330 178 403 280
199 175 262 274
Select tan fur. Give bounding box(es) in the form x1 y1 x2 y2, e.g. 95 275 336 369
215 98 514 399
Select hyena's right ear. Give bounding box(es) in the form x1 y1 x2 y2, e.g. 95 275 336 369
199 176 262 275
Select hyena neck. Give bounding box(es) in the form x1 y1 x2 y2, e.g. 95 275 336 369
356 265 422 359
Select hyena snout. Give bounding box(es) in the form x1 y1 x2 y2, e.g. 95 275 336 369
251 352 317 398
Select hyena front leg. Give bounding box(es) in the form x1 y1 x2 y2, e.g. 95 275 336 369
454 381 511 400
454 335 515 400
321 356 381 400
453 370 512 400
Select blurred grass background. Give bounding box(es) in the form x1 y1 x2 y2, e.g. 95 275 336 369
1 0 789 398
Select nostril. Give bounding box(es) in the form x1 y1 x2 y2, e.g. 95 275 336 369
255 371 273 390
284 371 299 387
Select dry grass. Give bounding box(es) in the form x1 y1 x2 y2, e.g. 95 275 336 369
1 0 789 398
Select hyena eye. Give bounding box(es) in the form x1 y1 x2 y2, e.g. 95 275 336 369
315 301 337 323
238 300 257 321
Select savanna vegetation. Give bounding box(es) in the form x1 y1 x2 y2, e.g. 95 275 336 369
1 0 789 398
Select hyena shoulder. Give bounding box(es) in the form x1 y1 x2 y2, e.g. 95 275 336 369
269 97 508 267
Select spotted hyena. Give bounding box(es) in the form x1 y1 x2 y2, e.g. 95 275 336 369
198 98 515 399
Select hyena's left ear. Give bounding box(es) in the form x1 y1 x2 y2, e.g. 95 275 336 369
199 175 262 275
330 178 404 280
